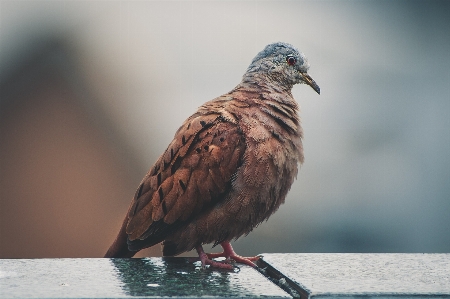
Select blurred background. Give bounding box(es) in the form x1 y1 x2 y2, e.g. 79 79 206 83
1 0 449 258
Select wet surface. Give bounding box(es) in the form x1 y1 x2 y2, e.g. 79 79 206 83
259 253 450 299
2 254 449 298
0 257 290 298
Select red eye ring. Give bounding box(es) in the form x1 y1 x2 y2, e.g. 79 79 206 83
286 56 296 66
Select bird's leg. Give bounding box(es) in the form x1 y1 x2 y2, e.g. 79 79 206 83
196 245 234 270
206 241 260 268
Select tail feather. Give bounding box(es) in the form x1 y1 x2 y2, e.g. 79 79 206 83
104 215 136 258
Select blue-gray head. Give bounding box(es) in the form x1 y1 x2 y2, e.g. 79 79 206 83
245 42 320 94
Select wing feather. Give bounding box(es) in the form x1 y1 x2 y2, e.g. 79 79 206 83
125 112 245 250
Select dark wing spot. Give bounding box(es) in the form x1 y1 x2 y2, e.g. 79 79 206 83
179 180 186 192
182 135 186 145
171 148 174 159
162 201 168 215
204 145 209 151
133 200 140 215
196 148 201 153
200 120 206 127
136 183 144 198
157 172 162 187
219 137 225 142
171 156 183 175
163 160 169 170
151 164 160 176
158 187 164 202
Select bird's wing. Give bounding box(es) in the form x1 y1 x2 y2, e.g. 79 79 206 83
125 111 245 251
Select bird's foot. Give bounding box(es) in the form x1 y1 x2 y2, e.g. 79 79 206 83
203 241 260 268
196 246 235 270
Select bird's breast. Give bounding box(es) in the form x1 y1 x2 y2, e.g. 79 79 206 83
224 105 302 231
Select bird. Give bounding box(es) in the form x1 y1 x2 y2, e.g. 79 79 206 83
104 42 320 269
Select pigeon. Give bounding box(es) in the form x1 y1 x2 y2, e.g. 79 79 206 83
104 42 320 269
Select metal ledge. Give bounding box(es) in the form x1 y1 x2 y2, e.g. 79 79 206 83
1 254 449 298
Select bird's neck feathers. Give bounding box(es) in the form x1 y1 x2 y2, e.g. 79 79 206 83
235 73 300 114
226 77 301 138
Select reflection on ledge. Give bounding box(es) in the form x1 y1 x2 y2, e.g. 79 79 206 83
110 257 289 298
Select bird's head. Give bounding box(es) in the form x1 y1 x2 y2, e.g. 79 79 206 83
245 42 320 94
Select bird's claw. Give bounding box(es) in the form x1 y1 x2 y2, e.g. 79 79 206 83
196 242 260 270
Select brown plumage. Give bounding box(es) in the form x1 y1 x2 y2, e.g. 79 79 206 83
105 42 320 269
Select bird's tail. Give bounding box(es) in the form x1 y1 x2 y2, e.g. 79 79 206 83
104 215 136 258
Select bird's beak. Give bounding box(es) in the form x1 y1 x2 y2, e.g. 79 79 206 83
301 73 320 95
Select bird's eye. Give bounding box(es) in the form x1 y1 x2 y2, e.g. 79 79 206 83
286 56 297 66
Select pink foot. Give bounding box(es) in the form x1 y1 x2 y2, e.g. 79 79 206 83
206 241 260 268
196 246 234 270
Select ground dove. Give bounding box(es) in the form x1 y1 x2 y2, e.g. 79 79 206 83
105 42 320 269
